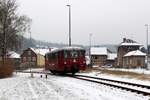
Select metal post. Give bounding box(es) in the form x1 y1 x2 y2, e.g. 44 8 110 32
89 34 92 67
67 5 71 46
29 30 33 77
145 24 149 69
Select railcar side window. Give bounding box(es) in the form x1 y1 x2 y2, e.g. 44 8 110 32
64 51 68 58
51 53 58 59
79 50 85 57
71 50 78 58
55 53 58 59
48 54 52 60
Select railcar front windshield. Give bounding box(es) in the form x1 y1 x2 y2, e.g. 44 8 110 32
70 50 78 58
64 49 85 58
64 50 68 58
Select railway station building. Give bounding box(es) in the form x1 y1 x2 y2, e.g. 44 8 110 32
123 50 146 68
117 38 145 68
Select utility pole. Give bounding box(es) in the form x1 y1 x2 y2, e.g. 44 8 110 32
89 33 92 67
29 29 33 77
67 5 71 46
145 24 149 69
2 23 7 64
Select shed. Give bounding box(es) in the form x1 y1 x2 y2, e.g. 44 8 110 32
106 53 117 67
123 50 146 68
20 48 50 68
7 51 21 69
90 47 111 67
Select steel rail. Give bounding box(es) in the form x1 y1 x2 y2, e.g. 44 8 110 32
74 74 150 89
72 75 150 96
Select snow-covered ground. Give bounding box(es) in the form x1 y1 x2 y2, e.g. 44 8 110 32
105 67 150 74
79 70 150 86
0 72 149 100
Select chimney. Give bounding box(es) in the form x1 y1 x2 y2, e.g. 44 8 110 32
49 48 51 52
123 38 126 42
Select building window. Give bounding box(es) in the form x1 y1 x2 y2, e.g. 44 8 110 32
137 59 141 66
23 57 26 62
28 51 31 56
129 59 132 64
95 56 98 59
32 57 36 61
28 57 31 62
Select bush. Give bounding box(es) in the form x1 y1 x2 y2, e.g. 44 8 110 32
0 60 14 78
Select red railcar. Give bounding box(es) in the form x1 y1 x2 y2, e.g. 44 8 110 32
45 47 86 74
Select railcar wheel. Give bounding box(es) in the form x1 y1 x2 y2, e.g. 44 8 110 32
71 65 77 76
62 66 67 75
50 70 56 74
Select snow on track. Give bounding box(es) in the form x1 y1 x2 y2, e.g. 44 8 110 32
28 80 38 99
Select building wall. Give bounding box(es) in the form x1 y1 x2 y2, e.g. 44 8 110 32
117 46 139 67
8 58 20 69
106 60 115 67
123 56 145 68
148 54 150 63
20 48 37 68
37 54 45 67
91 55 107 67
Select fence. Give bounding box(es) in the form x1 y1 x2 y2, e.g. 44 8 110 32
0 59 14 78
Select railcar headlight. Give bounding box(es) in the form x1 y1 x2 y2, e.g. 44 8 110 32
83 61 86 64
64 62 67 64
73 59 76 63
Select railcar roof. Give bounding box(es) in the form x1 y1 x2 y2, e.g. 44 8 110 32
46 47 85 55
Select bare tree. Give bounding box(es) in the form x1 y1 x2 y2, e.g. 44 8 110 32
0 0 31 63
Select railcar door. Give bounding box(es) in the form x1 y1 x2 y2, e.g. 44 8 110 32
63 50 71 72
53 52 58 70
57 51 64 71
78 50 86 70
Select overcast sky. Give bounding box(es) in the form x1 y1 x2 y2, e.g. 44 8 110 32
18 0 150 46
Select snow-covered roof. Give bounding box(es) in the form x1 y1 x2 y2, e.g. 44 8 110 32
30 48 50 56
120 38 142 46
107 53 117 60
61 47 84 50
124 50 146 57
120 43 142 46
7 51 20 58
48 46 85 54
91 47 108 55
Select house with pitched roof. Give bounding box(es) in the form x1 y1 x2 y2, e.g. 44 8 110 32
90 47 113 67
7 51 21 69
106 53 117 67
123 50 146 68
117 38 142 67
20 48 50 68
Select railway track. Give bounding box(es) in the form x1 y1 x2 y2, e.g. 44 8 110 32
17 70 150 96
72 74 150 96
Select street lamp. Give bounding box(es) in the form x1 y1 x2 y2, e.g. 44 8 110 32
145 24 149 69
29 28 33 77
67 4 71 46
89 33 92 67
